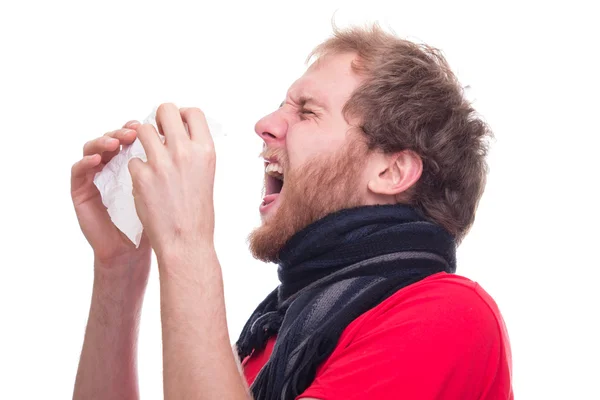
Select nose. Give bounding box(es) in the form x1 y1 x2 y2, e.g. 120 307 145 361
254 109 288 146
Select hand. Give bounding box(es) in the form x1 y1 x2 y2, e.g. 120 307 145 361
71 120 152 267
128 103 216 259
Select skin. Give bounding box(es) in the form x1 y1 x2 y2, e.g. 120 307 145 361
249 53 423 262
72 121 152 400
71 52 422 400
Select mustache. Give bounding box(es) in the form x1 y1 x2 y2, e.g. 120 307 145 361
259 147 289 169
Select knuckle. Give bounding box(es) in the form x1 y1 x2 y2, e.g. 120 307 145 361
83 140 94 152
201 141 215 154
206 149 217 165
175 148 192 163
141 123 154 133
154 163 170 179
204 146 216 158
192 140 214 154
196 143 216 164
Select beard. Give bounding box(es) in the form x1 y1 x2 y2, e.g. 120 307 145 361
248 138 368 263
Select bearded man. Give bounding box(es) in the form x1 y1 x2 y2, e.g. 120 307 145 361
72 25 512 400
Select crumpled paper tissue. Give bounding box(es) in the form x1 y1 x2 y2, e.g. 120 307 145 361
93 109 224 247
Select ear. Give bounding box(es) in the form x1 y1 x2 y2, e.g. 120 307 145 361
367 150 423 197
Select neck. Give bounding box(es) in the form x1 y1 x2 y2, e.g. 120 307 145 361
276 204 456 301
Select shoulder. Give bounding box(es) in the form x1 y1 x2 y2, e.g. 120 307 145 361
352 272 507 338
299 273 513 400
334 271 511 377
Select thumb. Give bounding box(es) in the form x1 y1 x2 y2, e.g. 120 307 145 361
128 157 149 203
128 157 146 180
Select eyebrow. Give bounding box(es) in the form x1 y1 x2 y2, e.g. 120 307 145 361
280 95 328 111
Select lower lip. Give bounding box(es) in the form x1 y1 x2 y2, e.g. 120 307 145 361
259 193 281 216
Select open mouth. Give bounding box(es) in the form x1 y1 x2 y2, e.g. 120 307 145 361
262 161 284 209
265 162 284 195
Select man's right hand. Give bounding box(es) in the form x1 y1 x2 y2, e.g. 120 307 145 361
70 120 152 267
72 120 152 400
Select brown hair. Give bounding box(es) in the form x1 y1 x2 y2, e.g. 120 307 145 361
308 24 492 243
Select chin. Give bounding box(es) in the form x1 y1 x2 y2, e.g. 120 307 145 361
251 140 368 262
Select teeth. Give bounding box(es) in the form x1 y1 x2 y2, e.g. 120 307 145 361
265 162 284 180
267 163 283 174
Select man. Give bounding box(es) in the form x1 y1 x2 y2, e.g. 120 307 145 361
71 24 512 399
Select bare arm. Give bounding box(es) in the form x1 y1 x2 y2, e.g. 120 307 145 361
158 244 250 400
73 256 150 400
70 119 154 399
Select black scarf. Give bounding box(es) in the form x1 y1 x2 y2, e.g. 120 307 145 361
236 204 456 400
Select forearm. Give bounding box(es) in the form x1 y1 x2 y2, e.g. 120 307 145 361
158 245 250 400
73 258 150 400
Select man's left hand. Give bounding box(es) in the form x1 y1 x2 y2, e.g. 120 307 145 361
128 103 216 259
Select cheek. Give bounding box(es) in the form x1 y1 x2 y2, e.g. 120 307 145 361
287 127 347 169
286 129 317 170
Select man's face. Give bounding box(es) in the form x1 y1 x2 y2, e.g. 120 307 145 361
249 52 371 262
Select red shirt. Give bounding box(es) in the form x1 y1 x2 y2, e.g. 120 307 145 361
242 272 512 400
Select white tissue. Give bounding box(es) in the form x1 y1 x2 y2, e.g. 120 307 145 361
93 108 224 247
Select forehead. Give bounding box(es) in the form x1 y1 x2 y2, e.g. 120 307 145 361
287 52 363 110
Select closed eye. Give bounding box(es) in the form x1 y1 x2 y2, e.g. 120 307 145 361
300 109 316 119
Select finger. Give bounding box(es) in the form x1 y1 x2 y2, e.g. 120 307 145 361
71 154 102 185
156 103 189 148
135 123 164 162
101 128 138 162
83 128 137 156
180 107 214 146
80 128 136 164
128 157 149 196
103 128 138 145
83 129 136 168
123 120 141 129
83 135 121 157
127 156 146 179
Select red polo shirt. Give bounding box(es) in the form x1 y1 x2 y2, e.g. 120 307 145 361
242 272 512 399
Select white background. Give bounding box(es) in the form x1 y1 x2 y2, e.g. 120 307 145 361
1 0 598 399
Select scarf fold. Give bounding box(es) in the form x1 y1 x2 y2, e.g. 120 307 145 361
236 205 456 400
